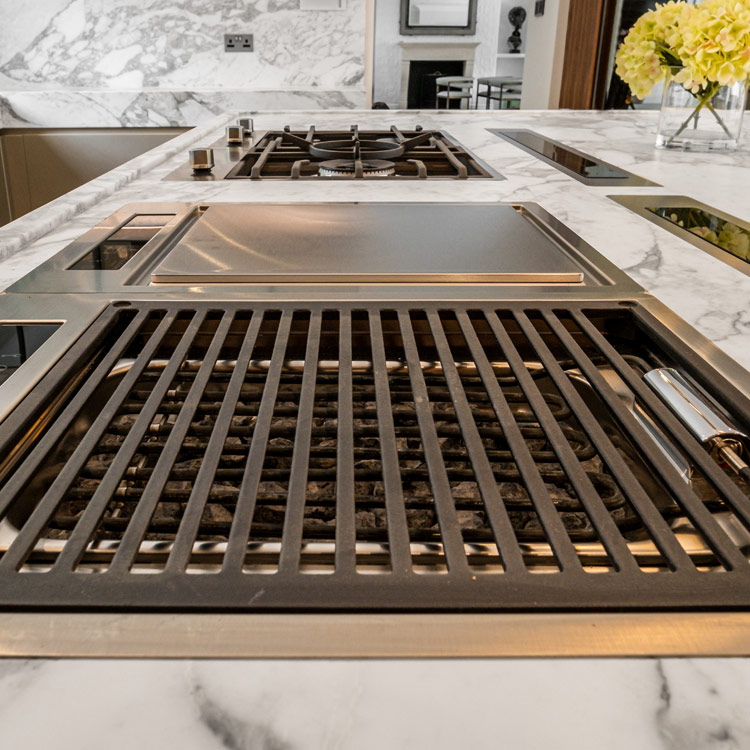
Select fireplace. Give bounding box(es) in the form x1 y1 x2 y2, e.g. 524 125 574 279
399 41 479 108
407 60 465 108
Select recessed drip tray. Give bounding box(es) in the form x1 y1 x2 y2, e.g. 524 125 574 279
68 214 176 271
489 130 659 187
150 203 585 284
0 324 60 386
611 195 750 277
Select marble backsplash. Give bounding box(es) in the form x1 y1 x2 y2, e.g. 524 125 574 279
0 88 364 127
0 0 366 125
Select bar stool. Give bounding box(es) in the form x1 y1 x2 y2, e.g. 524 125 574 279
435 76 474 109
476 76 523 109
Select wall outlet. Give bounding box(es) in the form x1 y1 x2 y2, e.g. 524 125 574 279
224 34 254 52
300 0 346 9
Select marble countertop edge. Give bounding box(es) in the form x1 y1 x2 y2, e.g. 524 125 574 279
0 113 232 259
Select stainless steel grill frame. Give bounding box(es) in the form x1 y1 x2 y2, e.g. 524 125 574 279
1 299 749 612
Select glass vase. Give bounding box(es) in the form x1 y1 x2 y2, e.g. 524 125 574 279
656 71 747 151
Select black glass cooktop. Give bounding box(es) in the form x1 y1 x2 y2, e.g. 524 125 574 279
489 129 659 187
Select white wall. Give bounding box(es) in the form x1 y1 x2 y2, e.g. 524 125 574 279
373 0 501 108
520 0 570 109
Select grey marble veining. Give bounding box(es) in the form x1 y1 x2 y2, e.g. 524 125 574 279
0 0 365 91
0 0 366 125
0 87 364 128
0 657 749 749
3 108 747 369
0 111 749 746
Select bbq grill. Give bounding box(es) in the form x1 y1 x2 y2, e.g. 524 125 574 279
1 200 750 656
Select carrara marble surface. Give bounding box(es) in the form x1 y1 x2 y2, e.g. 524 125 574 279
0 0 367 125
2 108 748 368
1 657 749 749
0 109 750 749
0 87 364 127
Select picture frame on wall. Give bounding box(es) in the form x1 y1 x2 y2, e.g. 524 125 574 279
399 0 478 36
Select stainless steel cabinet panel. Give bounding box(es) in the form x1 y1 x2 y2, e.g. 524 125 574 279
0 128 187 227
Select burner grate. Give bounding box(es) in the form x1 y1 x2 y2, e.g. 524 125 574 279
225 126 497 180
0 301 749 610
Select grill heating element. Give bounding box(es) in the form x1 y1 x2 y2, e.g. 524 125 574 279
0 301 749 611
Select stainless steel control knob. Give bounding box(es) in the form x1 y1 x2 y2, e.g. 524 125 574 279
189 147 214 172
226 125 243 145
237 117 254 136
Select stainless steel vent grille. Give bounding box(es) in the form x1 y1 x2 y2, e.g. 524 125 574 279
0 301 749 611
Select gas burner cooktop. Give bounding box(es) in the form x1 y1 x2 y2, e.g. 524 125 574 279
165 124 501 181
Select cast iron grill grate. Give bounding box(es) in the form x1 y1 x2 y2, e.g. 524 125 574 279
225 127 496 180
0 301 749 610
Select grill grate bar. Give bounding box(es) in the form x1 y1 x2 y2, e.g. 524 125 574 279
108 312 236 574
567 310 750 567
368 311 413 576
573 310 750 517
429 311 526 574
250 137 280 179
335 311 356 573
222 312 293 572
166 312 264 572
484 311 640 574
398 311 471 575
2 301 750 610
53 311 208 572
0 309 148 519
430 137 468 178
278 312 322 575
513 310 695 570
0 310 176 573
482 311 584 572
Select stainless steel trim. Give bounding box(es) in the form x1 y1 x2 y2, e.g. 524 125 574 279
0 294 111 424
0 200 748 657
3 613 750 657
609 194 750 278
3 202 638 295
489 129 660 187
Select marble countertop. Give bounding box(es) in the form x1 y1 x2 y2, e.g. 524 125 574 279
1 657 748 749
1 109 750 749
2 108 749 368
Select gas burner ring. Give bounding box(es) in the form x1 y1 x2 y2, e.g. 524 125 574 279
318 159 397 177
308 138 406 160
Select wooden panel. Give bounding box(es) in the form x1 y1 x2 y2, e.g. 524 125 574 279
0 134 32 221
0 143 11 227
559 0 609 109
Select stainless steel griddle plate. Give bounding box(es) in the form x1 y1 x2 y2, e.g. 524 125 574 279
150 203 585 284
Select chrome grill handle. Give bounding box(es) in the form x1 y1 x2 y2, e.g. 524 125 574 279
644 367 750 482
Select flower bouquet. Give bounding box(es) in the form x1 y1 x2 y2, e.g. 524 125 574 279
615 0 750 150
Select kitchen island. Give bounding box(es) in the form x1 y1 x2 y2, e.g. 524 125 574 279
0 109 749 749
